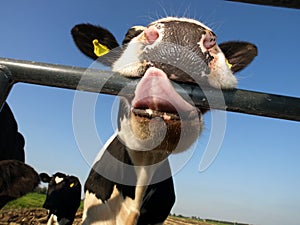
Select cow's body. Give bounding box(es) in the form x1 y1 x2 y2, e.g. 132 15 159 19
0 160 40 208
40 172 82 225
0 102 25 162
71 16 257 224
82 134 175 224
0 103 40 208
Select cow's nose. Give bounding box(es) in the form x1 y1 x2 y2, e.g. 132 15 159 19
144 26 159 45
203 31 216 49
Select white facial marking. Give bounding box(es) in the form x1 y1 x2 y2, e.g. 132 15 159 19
54 176 64 184
112 35 144 76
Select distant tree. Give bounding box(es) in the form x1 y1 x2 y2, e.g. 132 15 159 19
34 186 47 194
191 216 200 220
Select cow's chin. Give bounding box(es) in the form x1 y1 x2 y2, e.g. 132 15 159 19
129 108 203 154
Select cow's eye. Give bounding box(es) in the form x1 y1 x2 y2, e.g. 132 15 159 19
155 23 163 29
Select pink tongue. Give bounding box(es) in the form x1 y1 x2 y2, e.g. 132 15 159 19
132 67 194 113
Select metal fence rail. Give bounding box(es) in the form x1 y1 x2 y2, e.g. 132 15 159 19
226 0 300 9
1 57 299 122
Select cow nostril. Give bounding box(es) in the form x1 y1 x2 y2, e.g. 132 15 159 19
144 26 159 45
203 32 216 49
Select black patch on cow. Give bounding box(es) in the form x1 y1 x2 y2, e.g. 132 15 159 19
84 136 136 202
137 160 175 224
0 103 25 162
122 27 144 45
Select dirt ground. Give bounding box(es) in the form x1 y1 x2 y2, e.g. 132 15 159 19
0 208 81 225
0 208 210 225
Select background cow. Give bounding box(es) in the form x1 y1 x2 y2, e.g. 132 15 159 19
0 102 25 162
0 102 40 208
40 172 82 225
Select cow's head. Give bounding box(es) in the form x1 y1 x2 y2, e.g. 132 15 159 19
71 17 257 157
40 172 81 225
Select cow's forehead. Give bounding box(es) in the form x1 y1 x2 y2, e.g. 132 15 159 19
149 17 212 31
54 176 64 184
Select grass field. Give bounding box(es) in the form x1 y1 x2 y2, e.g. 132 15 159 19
1 193 248 225
2 192 84 210
2 192 46 209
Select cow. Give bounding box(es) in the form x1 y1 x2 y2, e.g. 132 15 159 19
40 172 82 225
0 102 40 208
71 16 257 224
0 160 40 208
0 102 25 162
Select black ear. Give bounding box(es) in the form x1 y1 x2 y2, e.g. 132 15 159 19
122 26 145 45
219 41 258 73
39 172 51 183
71 24 119 62
68 176 81 188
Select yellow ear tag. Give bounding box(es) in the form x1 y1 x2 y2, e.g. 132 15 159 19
70 182 75 188
93 39 110 57
225 59 233 69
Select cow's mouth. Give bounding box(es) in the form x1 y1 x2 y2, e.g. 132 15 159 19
131 67 200 121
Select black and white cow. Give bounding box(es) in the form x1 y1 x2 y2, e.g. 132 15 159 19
40 172 82 225
0 103 40 208
71 17 257 224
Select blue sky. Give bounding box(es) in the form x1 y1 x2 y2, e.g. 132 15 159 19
1 0 300 224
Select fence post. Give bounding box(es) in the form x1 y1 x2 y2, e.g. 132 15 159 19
0 65 14 111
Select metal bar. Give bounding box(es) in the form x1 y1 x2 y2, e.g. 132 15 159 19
226 0 300 9
0 57 135 94
0 57 299 122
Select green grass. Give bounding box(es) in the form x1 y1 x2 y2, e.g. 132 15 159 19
2 192 46 209
2 192 84 210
